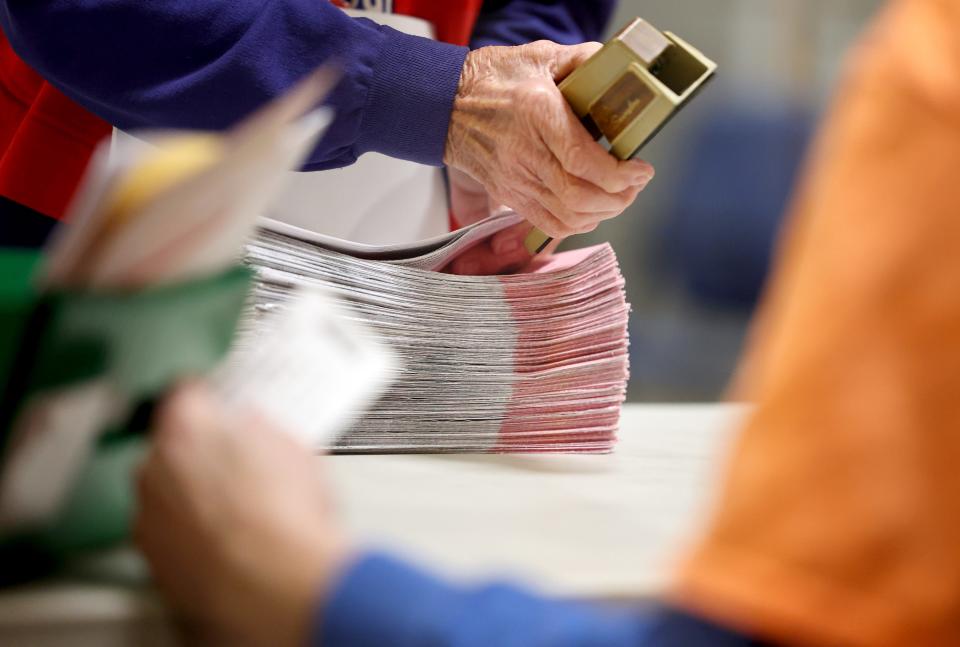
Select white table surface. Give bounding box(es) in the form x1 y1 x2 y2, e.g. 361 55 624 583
0 404 742 646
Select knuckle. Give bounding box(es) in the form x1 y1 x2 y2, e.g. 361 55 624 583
601 177 627 194
561 182 591 209
524 40 556 58
561 144 590 177
517 81 555 110
553 205 583 229
572 211 597 229
611 192 633 212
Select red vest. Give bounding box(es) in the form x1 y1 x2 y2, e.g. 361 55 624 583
0 36 111 220
0 1 480 221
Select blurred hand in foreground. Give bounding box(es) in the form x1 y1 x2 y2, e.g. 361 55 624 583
135 383 349 647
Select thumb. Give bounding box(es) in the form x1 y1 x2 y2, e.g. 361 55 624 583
548 42 602 82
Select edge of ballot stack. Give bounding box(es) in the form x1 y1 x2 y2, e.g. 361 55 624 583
244 210 631 454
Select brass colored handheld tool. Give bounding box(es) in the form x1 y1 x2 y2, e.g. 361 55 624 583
524 17 717 255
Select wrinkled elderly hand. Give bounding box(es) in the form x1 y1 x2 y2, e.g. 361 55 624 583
444 41 654 240
135 383 350 647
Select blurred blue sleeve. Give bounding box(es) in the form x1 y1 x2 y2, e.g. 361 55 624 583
0 0 468 169
318 552 764 647
471 0 618 48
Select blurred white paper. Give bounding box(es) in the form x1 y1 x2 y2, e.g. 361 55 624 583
214 290 397 449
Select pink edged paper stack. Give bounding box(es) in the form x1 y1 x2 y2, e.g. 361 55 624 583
243 212 630 453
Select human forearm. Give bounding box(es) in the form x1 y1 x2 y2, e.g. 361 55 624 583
318 552 759 647
0 0 467 168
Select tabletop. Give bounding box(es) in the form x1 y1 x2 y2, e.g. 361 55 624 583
0 403 744 646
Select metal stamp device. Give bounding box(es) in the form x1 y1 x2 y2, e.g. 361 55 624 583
524 17 718 255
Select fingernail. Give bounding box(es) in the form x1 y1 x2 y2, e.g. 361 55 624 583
455 261 479 275
631 162 654 181
494 238 520 255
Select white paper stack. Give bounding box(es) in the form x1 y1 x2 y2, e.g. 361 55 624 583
243 212 630 453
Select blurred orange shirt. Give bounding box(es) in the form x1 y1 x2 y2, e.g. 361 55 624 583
673 0 960 645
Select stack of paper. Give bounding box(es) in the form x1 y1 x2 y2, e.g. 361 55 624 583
244 212 630 453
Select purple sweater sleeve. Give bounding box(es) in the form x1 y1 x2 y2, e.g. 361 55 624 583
471 0 618 48
0 1 467 169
